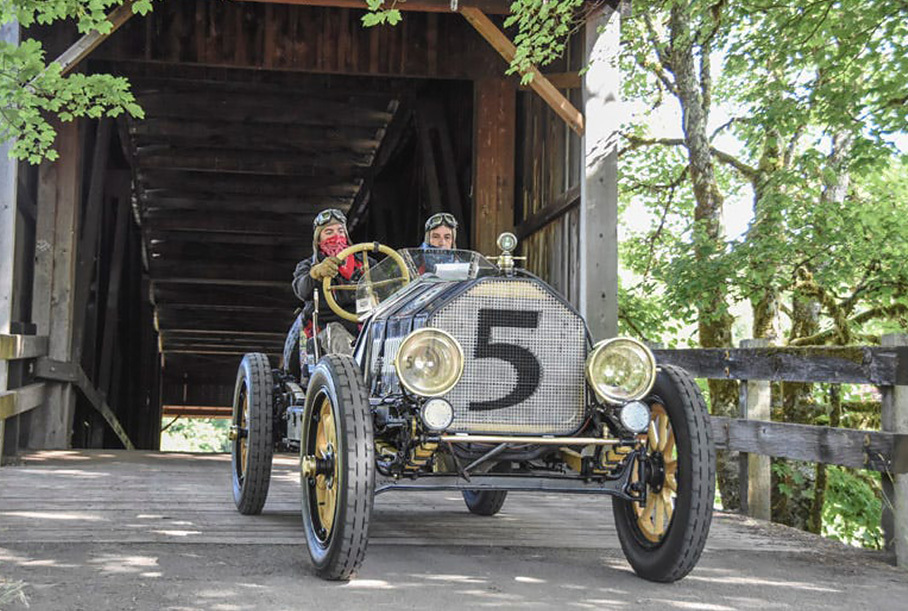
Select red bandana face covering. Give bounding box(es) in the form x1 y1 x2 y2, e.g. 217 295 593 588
319 234 349 257
320 234 361 280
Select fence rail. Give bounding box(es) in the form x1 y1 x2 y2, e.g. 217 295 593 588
0 332 135 455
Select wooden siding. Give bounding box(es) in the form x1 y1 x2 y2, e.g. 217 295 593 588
99 0 505 80
517 33 582 306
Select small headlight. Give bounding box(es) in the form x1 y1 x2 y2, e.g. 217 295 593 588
497 232 518 253
394 328 464 397
420 398 454 431
619 400 651 433
586 338 656 404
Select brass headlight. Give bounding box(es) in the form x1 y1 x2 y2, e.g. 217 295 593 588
586 338 656 404
394 328 464 397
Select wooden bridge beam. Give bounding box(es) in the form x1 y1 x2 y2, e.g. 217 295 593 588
580 5 620 340
27 120 82 449
473 77 515 254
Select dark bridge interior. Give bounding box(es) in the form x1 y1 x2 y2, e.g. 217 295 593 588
5 0 581 452
91 0 498 422
113 65 474 412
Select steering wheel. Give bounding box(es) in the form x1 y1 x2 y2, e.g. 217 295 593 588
322 242 411 322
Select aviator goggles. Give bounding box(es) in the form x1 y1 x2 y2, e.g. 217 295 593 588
424 212 458 232
314 208 347 228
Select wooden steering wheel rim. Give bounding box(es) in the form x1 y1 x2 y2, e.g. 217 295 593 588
321 242 411 322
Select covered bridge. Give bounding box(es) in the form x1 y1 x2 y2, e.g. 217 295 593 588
0 0 621 456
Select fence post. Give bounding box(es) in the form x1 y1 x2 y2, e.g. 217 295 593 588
739 338 772 521
881 334 908 568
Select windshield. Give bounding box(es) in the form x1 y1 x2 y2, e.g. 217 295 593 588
355 248 497 317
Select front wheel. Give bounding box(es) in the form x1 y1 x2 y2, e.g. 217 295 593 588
300 354 374 581
612 364 715 582
231 353 274 515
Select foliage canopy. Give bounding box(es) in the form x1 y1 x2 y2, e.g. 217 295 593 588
0 0 151 162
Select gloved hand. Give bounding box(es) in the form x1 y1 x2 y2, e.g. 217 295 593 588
309 256 340 281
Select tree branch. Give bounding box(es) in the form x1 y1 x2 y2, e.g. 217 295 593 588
699 39 712 118
643 13 673 74
790 304 908 346
711 147 759 180
620 133 759 181
619 133 686 157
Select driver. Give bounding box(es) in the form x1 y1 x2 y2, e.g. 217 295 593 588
292 208 369 344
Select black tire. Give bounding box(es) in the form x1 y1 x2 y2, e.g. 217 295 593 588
300 354 374 581
463 489 508 516
462 462 509 516
231 353 274 515
281 315 303 379
612 364 715 582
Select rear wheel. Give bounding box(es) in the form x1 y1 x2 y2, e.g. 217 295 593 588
231 353 274 515
300 355 374 581
463 489 508 516
462 462 509 516
612 364 715 582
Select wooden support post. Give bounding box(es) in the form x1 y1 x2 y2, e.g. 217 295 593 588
0 21 19 464
416 104 444 215
0 21 20 462
27 121 82 449
580 6 620 340
473 78 515 255
881 333 908 568
72 119 111 371
98 189 130 399
739 338 772 521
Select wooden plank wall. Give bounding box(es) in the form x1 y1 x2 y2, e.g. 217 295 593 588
518 34 582 306
5 112 162 453
100 0 503 80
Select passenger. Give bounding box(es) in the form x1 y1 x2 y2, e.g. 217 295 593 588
291 209 369 354
421 212 458 249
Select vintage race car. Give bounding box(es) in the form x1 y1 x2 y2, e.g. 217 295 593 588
229 234 715 583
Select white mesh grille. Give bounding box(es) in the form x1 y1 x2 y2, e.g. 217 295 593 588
429 279 586 434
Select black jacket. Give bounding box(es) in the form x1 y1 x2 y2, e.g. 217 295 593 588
292 251 372 335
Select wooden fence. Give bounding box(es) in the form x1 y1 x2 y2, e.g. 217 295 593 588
0 331 134 460
654 334 908 568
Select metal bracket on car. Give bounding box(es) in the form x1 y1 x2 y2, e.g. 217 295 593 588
440 435 620 445
376 457 637 499
462 442 508 474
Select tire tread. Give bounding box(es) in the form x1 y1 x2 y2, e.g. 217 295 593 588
613 363 715 582
232 353 274 515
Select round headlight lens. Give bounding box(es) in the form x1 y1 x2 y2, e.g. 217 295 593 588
497 232 518 252
394 328 464 397
619 400 652 434
420 398 455 431
586 338 656 403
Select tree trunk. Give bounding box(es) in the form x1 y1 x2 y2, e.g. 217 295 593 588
667 3 739 510
749 130 785 340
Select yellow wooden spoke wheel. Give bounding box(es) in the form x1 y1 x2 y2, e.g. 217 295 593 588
631 403 678 542
313 395 338 535
322 242 410 322
612 364 715 583
300 354 375 581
